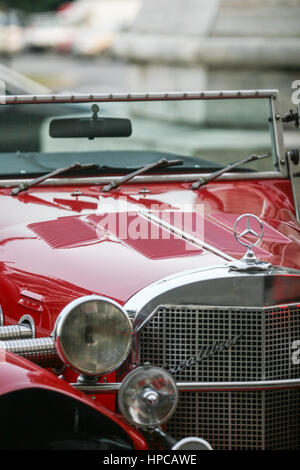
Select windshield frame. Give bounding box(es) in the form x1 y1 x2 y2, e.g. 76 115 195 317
0 89 286 187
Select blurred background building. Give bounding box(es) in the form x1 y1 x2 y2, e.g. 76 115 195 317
113 0 300 112
0 0 299 141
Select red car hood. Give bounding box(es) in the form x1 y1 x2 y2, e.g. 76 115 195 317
0 178 299 333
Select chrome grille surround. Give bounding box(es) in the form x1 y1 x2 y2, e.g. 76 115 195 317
139 303 300 450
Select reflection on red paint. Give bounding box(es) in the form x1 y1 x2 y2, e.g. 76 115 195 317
269 305 293 325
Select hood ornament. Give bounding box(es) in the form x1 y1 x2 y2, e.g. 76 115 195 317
229 213 271 272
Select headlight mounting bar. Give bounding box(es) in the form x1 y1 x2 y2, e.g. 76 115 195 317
71 377 300 394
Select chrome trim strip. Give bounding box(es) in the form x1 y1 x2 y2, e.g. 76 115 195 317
3 89 279 104
72 377 300 393
138 210 234 262
0 171 284 189
175 379 300 391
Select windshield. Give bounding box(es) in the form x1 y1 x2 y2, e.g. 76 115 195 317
0 96 278 178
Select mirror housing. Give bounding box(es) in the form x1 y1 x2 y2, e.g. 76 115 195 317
49 117 132 139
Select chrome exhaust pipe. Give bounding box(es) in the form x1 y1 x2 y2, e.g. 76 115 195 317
0 337 61 368
0 325 32 341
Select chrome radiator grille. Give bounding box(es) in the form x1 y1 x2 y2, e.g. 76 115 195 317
166 389 300 450
139 304 300 449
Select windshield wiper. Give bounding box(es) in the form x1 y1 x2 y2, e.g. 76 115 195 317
10 162 100 196
190 152 272 190
101 157 183 193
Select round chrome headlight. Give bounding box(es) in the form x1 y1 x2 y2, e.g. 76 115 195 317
118 365 178 428
55 295 133 376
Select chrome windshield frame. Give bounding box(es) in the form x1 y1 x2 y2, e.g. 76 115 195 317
0 89 285 180
2 89 279 104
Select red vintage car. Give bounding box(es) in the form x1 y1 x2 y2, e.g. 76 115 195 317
0 90 299 450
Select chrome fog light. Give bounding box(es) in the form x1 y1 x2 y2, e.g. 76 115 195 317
118 365 178 428
55 295 133 376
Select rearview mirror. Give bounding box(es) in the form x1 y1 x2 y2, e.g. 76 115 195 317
49 117 132 139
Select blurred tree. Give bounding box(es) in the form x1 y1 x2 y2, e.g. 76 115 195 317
0 0 75 13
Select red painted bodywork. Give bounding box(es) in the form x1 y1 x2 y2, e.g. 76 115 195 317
0 178 299 330
0 177 299 330
0 175 300 444
0 350 147 449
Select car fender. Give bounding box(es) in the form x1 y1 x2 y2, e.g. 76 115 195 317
0 350 147 450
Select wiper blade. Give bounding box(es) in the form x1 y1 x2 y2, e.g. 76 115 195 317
191 153 272 190
10 162 100 196
101 157 183 193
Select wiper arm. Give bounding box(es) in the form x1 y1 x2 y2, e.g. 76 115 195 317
10 162 100 196
191 152 272 190
101 157 183 193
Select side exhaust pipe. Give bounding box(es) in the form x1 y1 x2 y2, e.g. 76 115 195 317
0 325 32 341
0 337 61 368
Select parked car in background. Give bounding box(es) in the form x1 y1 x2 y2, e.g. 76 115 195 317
0 89 299 450
70 0 141 56
24 0 141 56
24 12 75 52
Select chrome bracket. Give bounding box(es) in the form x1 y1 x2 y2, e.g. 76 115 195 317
228 248 272 272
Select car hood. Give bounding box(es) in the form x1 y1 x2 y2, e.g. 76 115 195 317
0 178 299 332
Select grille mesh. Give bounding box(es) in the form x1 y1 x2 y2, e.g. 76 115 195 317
165 390 300 450
139 304 300 449
265 305 300 379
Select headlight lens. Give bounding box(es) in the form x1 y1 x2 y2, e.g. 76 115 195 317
55 295 133 376
118 365 178 428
